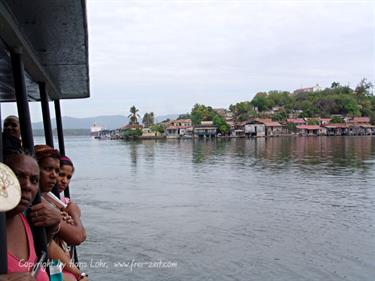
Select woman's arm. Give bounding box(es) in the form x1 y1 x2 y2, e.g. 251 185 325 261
58 202 86 245
0 272 35 281
48 240 81 277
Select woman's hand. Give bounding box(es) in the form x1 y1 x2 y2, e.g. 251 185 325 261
61 211 74 225
65 202 81 217
30 199 61 227
58 201 86 245
0 272 36 281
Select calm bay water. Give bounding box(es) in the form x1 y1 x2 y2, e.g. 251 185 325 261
37 136 375 281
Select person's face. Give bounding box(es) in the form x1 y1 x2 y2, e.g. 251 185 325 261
39 157 60 193
58 165 74 193
4 116 20 139
9 155 40 214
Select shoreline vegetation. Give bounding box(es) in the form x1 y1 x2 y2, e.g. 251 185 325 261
97 79 375 140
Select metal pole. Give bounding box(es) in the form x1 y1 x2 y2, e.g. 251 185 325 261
10 48 33 154
55 100 77 264
38 82 60 198
39 82 54 147
0 213 6 274
40 83 60 198
54 100 65 156
10 48 48 261
0 103 3 161
0 104 7 274
54 101 78 264
54 100 70 198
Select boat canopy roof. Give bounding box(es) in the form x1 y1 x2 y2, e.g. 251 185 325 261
0 0 89 102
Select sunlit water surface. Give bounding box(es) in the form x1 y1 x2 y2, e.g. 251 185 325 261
36 136 375 281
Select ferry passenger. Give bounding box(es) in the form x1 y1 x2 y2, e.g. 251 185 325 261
34 145 86 246
58 156 75 203
3 116 21 139
2 116 23 159
34 146 88 281
58 155 87 237
54 155 88 281
2 154 55 281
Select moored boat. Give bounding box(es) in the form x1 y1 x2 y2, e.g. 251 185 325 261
90 123 104 138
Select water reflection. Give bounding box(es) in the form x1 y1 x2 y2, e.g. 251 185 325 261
121 137 374 175
129 141 139 165
143 140 156 162
192 140 222 164
190 137 375 175
68 136 375 281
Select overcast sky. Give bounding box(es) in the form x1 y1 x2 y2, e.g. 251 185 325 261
2 0 375 121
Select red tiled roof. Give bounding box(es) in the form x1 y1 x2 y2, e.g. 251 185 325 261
256 118 272 123
324 123 348 129
293 87 314 94
360 124 375 128
167 126 192 130
295 87 314 91
287 118 305 124
236 120 251 127
296 125 321 130
173 119 191 123
263 121 282 127
352 117 370 123
213 108 226 115
236 119 281 127
194 125 217 129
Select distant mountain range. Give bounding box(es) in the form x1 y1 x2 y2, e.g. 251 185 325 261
32 114 179 130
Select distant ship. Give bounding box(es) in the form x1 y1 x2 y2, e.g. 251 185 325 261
90 123 103 138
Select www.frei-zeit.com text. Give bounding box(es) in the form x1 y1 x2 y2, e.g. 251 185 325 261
19 259 178 272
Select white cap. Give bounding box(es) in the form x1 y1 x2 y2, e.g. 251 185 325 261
0 162 21 211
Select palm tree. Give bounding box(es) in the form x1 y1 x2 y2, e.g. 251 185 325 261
128 106 140 125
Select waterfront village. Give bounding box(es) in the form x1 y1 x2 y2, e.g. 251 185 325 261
93 80 375 140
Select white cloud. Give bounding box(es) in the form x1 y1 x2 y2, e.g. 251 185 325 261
3 0 373 121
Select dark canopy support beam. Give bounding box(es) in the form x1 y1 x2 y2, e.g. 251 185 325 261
0 104 7 274
54 100 65 156
54 101 77 264
39 82 54 147
54 100 76 260
10 48 48 261
0 104 3 161
0 213 6 274
10 49 34 153
40 83 61 198
54 100 70 198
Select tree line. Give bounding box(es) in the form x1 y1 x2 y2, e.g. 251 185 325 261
125 79 375 136
246 79 374 121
